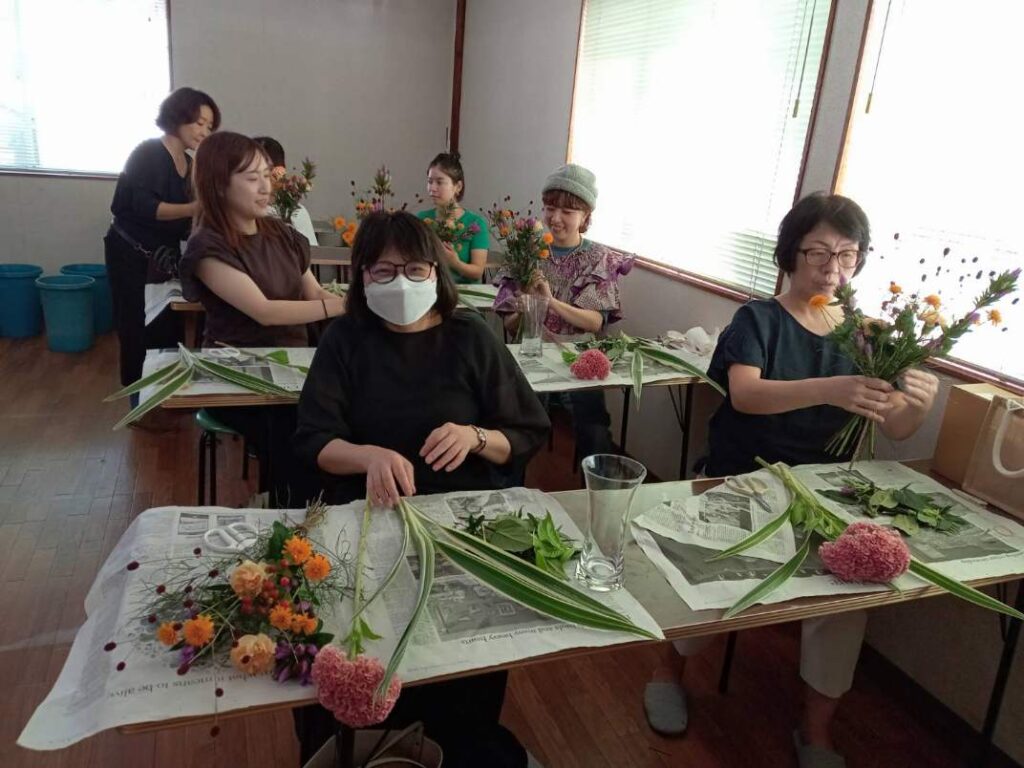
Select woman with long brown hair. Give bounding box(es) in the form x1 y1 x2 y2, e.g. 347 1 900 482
178 131 342 506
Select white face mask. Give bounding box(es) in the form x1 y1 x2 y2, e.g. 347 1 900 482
365 276 438 326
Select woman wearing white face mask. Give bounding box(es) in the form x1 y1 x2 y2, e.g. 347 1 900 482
295 210 549 507
292 211 549 767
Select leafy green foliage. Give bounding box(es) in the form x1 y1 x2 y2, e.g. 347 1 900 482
458 509 579 579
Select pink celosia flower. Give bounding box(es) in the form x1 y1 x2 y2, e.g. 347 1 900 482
570 349 612 380
311 646 401 727
819 522 911 583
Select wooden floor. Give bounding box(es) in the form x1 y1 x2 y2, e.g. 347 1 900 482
0 333 1009 767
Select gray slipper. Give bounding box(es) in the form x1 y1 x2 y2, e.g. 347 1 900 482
793 730 846 768
643 681 688 736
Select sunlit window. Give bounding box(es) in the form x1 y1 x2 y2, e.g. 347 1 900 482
0 0 170 175
569 0 831 296
836 0 1023 383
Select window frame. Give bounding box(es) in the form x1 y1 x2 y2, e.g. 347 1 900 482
565 0 840 301
0 0 173 180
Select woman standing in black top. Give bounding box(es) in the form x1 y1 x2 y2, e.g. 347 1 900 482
644 194 940 767
104 87 220 391
292 212 550 768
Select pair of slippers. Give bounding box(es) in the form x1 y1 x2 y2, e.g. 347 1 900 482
642 682 845 767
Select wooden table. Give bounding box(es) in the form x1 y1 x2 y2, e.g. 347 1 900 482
120 469 1023 763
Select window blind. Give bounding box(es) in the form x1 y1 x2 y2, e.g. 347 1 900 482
836 0 1024 383
569 0 831 296
0 0 170 175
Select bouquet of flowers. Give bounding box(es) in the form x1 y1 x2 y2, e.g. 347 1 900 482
422 199 481 246
485 197 553 289
105 501 351 699
332 216 358 246
815 266 1019 461
350 165 402 221
271 158 316 224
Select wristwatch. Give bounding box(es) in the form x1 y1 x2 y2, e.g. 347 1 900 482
469 425 487 454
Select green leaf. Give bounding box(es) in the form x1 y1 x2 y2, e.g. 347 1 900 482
104 359 185 402
485 516 534 552
377 509 435 698
908 561 1024 620
636 345 727 396
111 366 194 430
188 354 297 398
561 349 579 365
722 536 812 619
707 504 793 562
817 489 860 506
265 349 290 365
631 348 644 406
869 489 899 510
891 514 919 536
266 521 291 561
307 632 334 648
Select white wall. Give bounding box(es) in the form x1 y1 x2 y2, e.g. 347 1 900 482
458 0 582 217
0 0 456 275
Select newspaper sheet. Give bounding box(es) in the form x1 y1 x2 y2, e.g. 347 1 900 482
633 461 1024 612
20 489 661 750
139 347 314 402
143 280 184 326
508 342 709 393
634 470 796 564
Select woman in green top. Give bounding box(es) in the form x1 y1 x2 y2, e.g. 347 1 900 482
416 151 489 283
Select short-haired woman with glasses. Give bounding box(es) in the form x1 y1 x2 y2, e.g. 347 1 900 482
643 193 939 767
292 210 549 767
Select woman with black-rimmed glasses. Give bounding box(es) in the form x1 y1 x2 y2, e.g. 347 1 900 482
643 193 939 768
291 210 549 767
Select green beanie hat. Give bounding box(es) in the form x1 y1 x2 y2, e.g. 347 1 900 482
542 163 598 209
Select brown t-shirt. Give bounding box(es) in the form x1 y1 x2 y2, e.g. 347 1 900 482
180 220 312 348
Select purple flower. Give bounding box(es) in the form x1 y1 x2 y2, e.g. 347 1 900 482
180 646 196 664
275 643 293 661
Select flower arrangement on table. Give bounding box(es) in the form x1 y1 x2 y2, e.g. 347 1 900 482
100 501 353 738
332 216 358 247
484 197 552 290
421 199 481 248
270 158 316 225
813 264 1019 462
711 461 1024 621
560 333 726 403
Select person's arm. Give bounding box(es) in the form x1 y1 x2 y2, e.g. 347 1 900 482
420 423 512 470
443 245 487 281
877 368 939 440
155 201 197 221
727 364 894 423
300 269 344 303
195 258 344 325
528 269 603 334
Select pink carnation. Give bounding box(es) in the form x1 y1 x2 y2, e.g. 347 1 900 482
819 522 911 583
570 349 612 380
311 646 401 727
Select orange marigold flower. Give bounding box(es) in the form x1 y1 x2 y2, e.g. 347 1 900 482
182 614 215 647
498 227 509 238
539 249 550 259
156 621 179 647
283 536 312 565
303 553 331 582
333 216 347 231
808 294 830 309
290 613 318 635
269 602 294 631
541 232 554 245
889 281 902 294
924 294 941 308
988 309 1002 325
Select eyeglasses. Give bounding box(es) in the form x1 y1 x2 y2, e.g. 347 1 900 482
798 248 864 269
364 261 435 284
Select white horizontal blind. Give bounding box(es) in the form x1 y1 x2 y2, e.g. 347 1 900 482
0 0 170 175
837 0 1024 383
569 0 831 296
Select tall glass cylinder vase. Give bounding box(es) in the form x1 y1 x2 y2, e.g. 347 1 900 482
575 454 647 591
519 294 548 357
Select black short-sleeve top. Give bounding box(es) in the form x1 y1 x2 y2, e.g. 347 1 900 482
294 312 551 504
706 298 857 476
179 220 312 348
109 138 192 250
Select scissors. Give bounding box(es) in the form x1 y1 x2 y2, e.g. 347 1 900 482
202 522 259 554
723 475 773 515
205 347 249 362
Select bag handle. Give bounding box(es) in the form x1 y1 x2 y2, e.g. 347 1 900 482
991 397 1024 478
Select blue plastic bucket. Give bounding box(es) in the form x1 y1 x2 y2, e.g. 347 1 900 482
36 275 96 353
0 264 44 338
60 263 113 334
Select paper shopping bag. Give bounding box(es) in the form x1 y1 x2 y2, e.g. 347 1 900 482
962 395 1024 520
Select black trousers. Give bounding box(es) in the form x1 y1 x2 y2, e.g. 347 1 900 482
103 230 181 386
545 389 615 460
292 671 526 767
